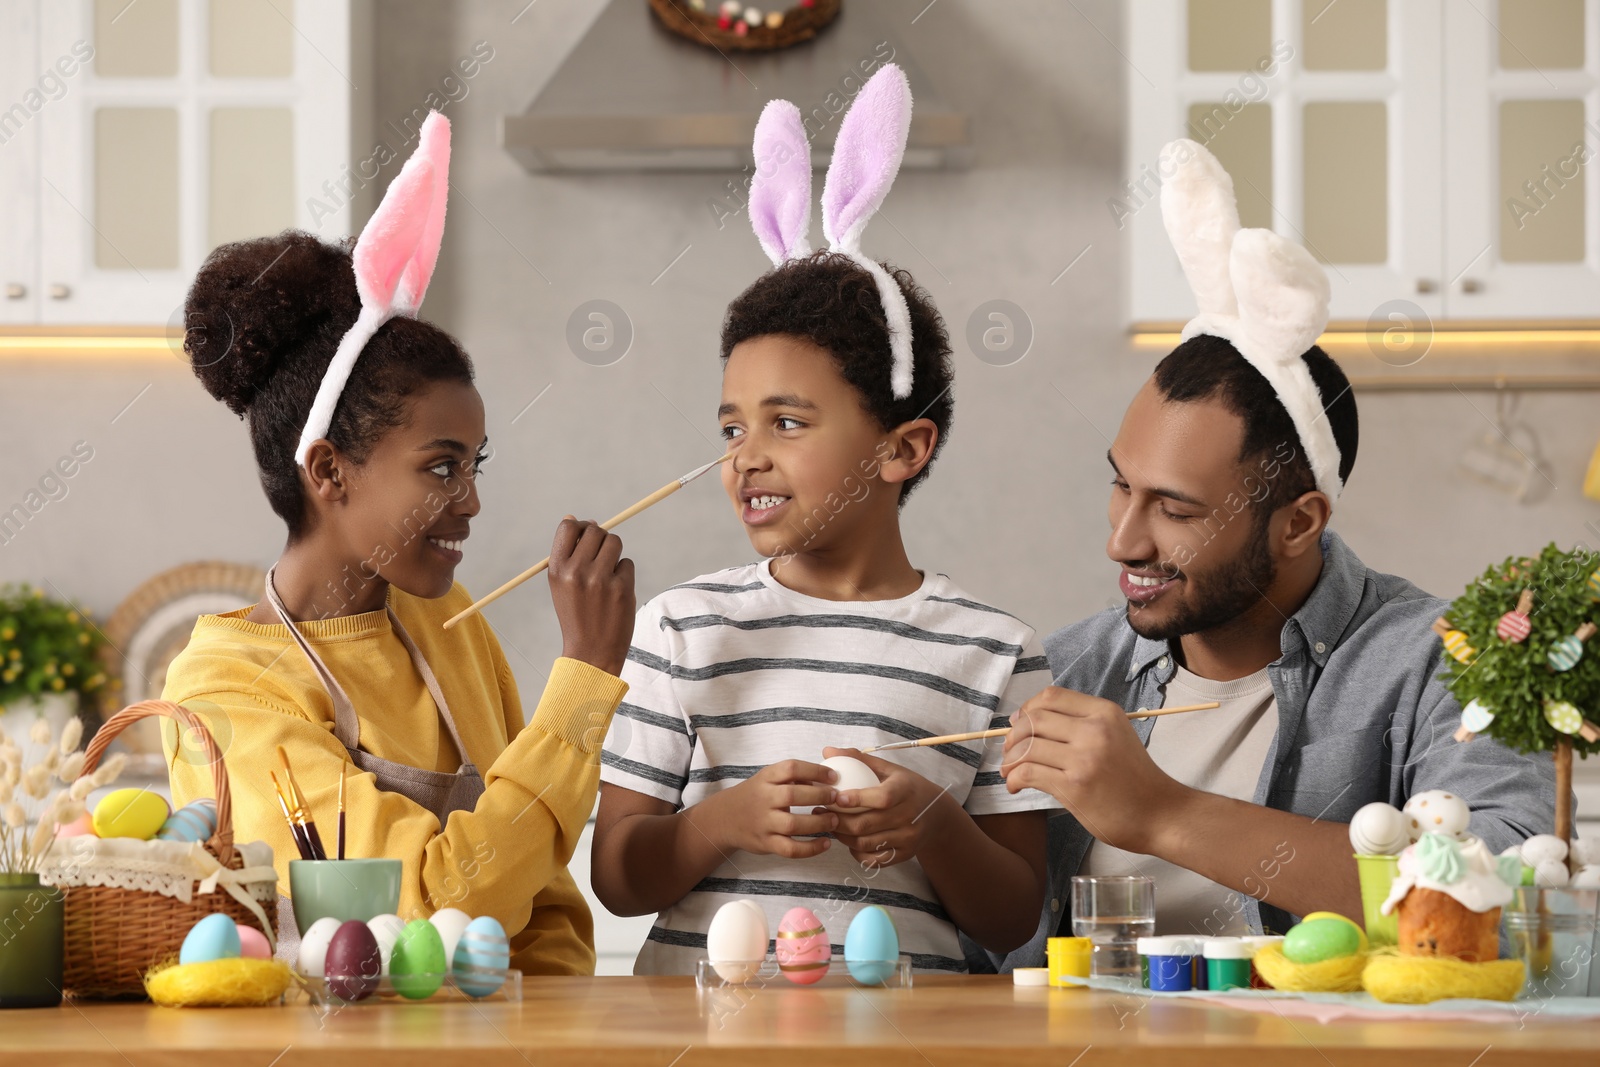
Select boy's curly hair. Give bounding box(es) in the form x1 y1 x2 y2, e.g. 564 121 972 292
719 252 954 503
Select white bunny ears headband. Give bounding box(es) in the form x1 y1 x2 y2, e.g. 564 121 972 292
748 63 916 399
1158 138 1343 501
294 111 451 469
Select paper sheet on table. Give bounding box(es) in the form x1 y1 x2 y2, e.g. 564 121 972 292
1058 974 1600 1022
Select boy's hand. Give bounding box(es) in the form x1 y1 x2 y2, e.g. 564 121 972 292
548 516 636 677
689 760 840 859
819 748 958 869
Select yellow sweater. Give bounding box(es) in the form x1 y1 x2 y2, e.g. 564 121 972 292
160 580 627 976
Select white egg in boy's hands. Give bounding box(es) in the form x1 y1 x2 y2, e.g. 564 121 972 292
821 755 880 814
1401 789 1471 841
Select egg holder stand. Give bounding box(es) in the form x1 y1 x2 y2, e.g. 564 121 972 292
289 966 524 1010
694 957 914 992
38 700 279 1000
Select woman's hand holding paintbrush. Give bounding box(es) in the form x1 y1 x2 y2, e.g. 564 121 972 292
545 517 637 678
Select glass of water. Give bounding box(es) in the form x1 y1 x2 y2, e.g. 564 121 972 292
1071 875 1155 985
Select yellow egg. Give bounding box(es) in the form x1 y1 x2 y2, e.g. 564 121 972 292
92 788 170 840
1300 910 1368 952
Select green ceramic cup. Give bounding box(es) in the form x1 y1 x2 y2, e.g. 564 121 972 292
289 859 402 932
1354 853 1400 947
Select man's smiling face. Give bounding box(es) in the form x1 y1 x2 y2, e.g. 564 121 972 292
1106 378 1293 641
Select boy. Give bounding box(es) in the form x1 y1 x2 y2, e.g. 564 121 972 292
591 254 1057 975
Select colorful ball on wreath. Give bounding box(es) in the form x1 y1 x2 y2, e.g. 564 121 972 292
1460 699 1495 734
1544 699 1585 736
1441 630 1475 665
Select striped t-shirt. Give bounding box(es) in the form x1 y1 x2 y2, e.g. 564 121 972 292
600 559 1059 975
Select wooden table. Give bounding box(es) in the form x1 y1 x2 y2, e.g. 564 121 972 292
2 976 1594 1066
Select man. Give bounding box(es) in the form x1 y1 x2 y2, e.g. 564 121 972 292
973 141 1557 971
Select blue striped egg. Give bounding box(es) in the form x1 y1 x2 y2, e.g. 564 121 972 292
156 799 218 843
452 915 510 997
1548 635 1584 672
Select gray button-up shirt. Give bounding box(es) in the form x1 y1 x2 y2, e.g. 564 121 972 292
968 529 1561 973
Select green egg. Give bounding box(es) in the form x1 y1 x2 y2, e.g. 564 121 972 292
389 919 446 999
1282 918 1361 964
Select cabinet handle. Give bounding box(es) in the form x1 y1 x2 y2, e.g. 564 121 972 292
1460 278 1483 294
1416 279 1437 294
49 284 70 300
4 283 24 300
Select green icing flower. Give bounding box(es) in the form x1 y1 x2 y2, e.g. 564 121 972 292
1416 832 1466 884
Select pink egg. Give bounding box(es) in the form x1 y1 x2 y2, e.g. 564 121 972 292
55 812 96 839
238 925 272 960
775 906 830 985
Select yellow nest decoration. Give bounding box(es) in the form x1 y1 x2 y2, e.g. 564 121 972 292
144 958 294 1007
1252 942 1368 993
1362 951 1525 1004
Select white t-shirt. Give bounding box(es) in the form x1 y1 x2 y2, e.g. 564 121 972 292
1080 664 1278 937
600 559 1059 975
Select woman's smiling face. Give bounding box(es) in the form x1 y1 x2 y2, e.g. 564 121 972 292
325 379 486 602
717 334 889 560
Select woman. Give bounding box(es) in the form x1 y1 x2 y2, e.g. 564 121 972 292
162 114 634 973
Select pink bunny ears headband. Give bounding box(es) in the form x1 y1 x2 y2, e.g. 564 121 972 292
294 111 452 469
1158 138 1343 502
748 63 916 399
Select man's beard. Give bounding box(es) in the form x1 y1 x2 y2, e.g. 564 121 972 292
1126 517 1277 641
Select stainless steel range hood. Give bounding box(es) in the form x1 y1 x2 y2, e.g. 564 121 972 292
501 0 969 172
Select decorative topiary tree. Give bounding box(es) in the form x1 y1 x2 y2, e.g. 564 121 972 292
1435 543 1600 859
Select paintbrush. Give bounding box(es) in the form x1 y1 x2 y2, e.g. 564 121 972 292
277 745 327 860
337 761 347 861
861 701 1222 753
442 451 734 629
271 771 314 860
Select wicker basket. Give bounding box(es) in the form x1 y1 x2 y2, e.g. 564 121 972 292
647 0 840 52
43 700 278 1000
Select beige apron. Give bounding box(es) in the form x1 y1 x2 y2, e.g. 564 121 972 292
264 565 486 950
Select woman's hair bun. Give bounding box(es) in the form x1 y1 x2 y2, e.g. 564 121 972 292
184 230 360 416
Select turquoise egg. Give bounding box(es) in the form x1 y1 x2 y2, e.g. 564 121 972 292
157 799 219 843
390 919 447 999
843 906 899 985
1282 918 1361 963
179 913 241 965
452 915 510 998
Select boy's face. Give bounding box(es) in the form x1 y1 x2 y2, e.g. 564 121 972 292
718 335 889 559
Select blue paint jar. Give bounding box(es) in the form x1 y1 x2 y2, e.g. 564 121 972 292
1137 936 1199 992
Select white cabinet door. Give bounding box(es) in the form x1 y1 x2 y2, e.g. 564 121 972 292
0 0 41 325
34 0 355 326
1127 0 1445 327
1443 0 1600 320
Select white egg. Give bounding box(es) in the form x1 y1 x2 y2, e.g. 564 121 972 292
367 913 406 975
429 907 473 963
1517 834 1569 867
295 916 343 978
706 899 769 983
821 756 880 814
1402 790 1471 841
1570 865 1600 889
1348 802 1409 855
1533 858 1571 888
1572 836 1599 869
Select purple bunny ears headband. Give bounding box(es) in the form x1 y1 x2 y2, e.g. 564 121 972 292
294 111 452 469
748 63 916 399
1158 138 1342 501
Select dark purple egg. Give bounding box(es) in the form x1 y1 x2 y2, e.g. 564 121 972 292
324 920 382 1002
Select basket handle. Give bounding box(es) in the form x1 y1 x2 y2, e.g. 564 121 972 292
81 700 235 868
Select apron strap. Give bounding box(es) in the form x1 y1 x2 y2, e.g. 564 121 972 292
263 565 472 766
265 565 364 751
